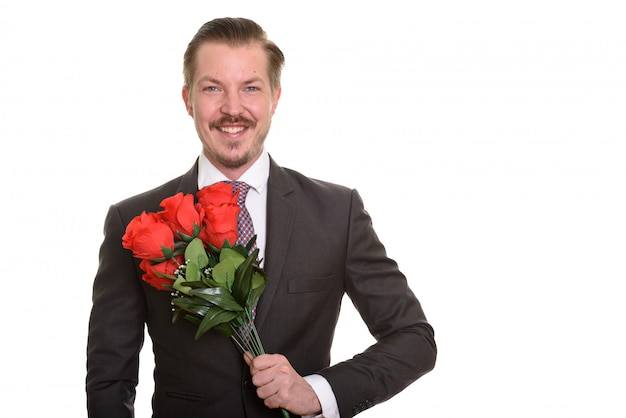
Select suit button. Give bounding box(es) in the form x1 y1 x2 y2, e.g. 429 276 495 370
244 379 255 390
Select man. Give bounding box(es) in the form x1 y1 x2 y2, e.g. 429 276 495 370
86 17 436 418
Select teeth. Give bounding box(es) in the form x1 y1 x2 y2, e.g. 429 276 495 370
220 126 245 134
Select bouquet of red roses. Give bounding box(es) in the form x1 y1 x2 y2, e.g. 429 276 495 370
122 183 288 417
121 182 267 354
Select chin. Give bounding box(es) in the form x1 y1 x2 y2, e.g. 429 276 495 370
218 154 250 169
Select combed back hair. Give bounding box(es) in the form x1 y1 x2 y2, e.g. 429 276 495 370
183 17 285 94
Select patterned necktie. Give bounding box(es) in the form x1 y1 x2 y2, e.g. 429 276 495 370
226 181 257 252
224 181 258 338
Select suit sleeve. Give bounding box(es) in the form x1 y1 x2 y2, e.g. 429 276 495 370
317 189 437 417
86 205 147 418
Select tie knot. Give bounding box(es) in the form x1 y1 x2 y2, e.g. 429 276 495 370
223 181 251 205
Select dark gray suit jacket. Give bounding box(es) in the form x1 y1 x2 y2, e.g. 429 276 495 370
86 157 436 417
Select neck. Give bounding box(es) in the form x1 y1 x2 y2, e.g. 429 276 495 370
204 150 263 181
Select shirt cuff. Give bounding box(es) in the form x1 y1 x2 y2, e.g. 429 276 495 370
302 374 339 418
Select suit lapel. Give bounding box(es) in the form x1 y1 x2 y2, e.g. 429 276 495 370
177 159 200 194
254 158 296 331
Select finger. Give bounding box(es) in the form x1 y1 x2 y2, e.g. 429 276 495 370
243 351 254 366
248 353 277 372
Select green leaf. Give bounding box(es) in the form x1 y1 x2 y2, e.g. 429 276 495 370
195 306 239 340
247 270 268 307
219 247 245 268
173 276 192 295
231 249 259 307
183 313 201 325
185 261 200 282
154 271 177 280
185 237 209 269
213 322 235 337
201 276 220 287
189 287 244 312
171 308 186 324
161 246 174 259
171 295 210 316
231 244 249 258
177 223 201 242
244 235 257 254
178 280 205 289
212 258 236 287
177 231 194 242
251 269 267 290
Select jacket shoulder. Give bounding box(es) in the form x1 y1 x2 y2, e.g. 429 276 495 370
112 162 198 220
276 165 354 197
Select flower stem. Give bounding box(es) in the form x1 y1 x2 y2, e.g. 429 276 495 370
230 322 290 418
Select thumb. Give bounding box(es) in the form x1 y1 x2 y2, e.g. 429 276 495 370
243 351 254 366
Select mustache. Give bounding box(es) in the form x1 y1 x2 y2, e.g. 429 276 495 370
210 116 256 129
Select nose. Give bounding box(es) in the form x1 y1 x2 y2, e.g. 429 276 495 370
221 90 243 116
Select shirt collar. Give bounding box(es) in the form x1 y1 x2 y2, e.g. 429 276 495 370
197 149 270 193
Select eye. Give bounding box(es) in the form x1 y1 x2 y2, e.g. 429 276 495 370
245 86 259 92
203 86 219 92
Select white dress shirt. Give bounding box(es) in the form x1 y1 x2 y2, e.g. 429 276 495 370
196 149 338 418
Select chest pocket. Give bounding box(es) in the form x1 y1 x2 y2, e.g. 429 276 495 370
288 275 337 293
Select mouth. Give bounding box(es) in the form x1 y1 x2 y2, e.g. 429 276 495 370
219 126 247 134
211 117 255 134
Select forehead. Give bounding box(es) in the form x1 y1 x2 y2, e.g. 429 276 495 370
193 41 270 83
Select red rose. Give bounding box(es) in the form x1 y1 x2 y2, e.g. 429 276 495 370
122 211 175 260
139 255 182 290
197 182 234 205
159 192 204 238
197 183 240 248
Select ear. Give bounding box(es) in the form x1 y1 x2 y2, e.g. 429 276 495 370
182 87 193 117
271 87 282 115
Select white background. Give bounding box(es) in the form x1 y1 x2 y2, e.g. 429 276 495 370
1 1 625 417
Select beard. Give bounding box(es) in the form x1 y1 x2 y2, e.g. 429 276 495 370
211 141 264 169
203 119 271 170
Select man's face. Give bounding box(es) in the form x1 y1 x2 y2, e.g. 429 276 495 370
183 42 281 177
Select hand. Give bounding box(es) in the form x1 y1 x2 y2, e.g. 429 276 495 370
244 352 322 416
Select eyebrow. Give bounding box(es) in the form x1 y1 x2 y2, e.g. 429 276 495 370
196 75 266 86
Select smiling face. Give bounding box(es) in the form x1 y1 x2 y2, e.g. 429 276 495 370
182 41 281 179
